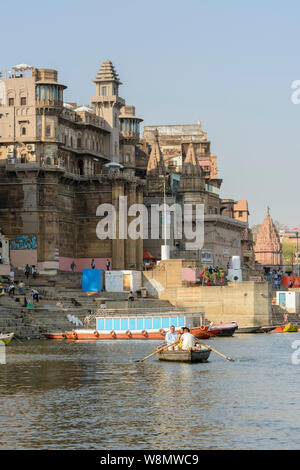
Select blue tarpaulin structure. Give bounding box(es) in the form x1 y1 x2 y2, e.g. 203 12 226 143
82 269 103 292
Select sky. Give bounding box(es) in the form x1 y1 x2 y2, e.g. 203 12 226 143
1 0 300 227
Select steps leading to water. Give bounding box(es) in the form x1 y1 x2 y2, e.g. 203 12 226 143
0 271 183 338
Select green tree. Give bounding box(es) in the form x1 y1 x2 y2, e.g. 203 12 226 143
282 241 294 266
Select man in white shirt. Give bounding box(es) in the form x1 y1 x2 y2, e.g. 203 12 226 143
180 327 196 350
165 325 178 350
32 289 39 303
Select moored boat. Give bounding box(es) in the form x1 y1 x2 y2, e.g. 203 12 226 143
208 321 238 337
44 332 66 340
235 326 262 334
0 332 14 345
269 324 299 334
48 311 220 341
157 347 211 363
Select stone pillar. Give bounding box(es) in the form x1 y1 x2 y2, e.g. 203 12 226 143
136 188 144 271
0 235 10 264
41 110 46 140
125 183 136 269
112 181 125 270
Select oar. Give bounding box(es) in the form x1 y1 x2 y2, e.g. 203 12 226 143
136 341 178 363
199 342 234 362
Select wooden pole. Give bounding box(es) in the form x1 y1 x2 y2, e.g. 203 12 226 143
199 342 234 362
136 341 178 363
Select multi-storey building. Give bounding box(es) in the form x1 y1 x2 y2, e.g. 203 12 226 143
0 61 144 272
142 124 253 268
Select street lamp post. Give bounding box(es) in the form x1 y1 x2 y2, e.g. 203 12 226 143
159 173 170 260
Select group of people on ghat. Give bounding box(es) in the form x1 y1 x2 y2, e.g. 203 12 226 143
70 259 112 272
0 265 39 304
165 325 202 351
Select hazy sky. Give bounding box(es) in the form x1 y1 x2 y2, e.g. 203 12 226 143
2 0 300 227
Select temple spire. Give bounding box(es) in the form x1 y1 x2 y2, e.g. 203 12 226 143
146 129 165 178
146 129 169 195
179 142 205 193
254 207 282 266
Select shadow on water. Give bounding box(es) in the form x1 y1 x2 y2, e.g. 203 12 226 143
1 334 300 449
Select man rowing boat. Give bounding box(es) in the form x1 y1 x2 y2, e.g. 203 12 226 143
165 325 178 350
180 327 196 350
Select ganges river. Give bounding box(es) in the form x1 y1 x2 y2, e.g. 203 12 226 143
1 333 300 450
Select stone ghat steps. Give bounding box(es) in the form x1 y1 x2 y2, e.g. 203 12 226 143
271 305 300 326
0 310 45 339
25 311 87 333
0 297 183 337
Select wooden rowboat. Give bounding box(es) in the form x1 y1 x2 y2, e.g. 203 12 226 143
0 332 14 345
157 347 211 363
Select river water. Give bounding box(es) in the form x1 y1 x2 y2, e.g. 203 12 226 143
1 333 300 450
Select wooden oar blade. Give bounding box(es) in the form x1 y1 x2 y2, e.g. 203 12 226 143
135 340 178 363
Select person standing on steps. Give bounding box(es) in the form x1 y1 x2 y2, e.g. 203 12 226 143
32 265 37 279
8 283 15 296
25 264 30 279
128 291 135 308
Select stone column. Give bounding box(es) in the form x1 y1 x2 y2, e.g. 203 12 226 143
125 183 136 269
136 188 144 271
112 181 125 270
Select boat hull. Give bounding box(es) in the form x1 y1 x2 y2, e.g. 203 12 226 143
269 325 299 334
157 348 211 363
59 325 219 341
236 327 263 334
209 322 238 337
0 333 14 345
44 332 66 340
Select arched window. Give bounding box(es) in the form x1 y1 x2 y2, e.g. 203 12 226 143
21 126 27 136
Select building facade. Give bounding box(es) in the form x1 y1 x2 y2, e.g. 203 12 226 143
142 124 252 268
0 61 144 272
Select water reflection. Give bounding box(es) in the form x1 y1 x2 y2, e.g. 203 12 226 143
1 335 300 449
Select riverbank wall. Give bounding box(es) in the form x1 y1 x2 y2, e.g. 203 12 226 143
142 259 273 327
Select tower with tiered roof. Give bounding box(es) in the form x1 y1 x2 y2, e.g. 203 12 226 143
91 60 125 161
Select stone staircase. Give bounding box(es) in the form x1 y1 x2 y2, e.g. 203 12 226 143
0 270 184 339
271 304 300 326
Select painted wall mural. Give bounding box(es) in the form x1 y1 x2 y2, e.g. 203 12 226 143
10 236 37 250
